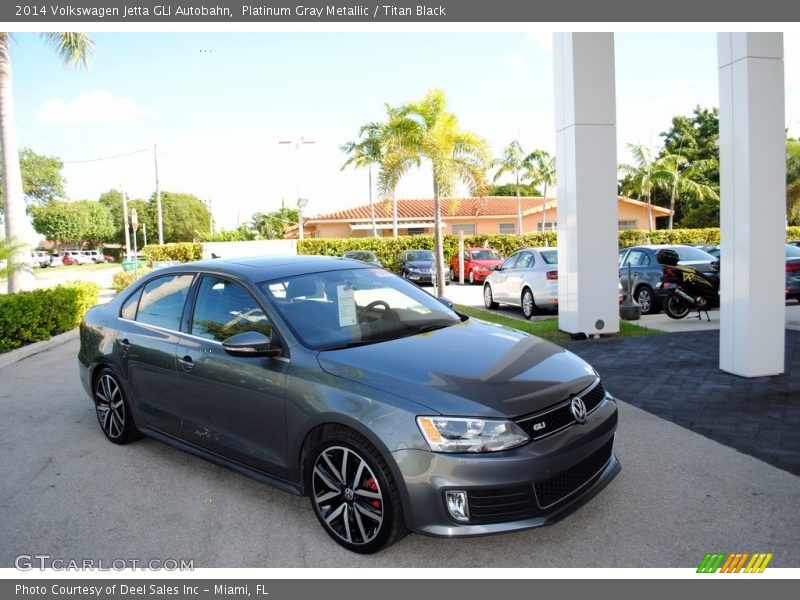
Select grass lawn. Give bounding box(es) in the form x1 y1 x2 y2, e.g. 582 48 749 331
455 304 659 345
33 262 119 280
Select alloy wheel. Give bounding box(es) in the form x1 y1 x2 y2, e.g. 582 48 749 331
94 373 126 440
636 287 653 314
312 445 384 546
522 289 535 319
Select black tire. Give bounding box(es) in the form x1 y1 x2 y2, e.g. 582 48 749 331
92 369 142 444
468 270 475 285
521 288 539 319
307 428 406 554
635 286 656 315
663 294 691 320
483 284 498 309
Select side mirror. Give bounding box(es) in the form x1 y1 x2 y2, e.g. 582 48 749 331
222 331 281 358
493 265 501 271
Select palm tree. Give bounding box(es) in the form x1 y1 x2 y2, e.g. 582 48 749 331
619 143 667 234
524 150 557 234
0 236 29 281
382 89 490 294
492 141 531 235
787 139 800 226
1 32 93 293
657 153 719 229
340 124 383 237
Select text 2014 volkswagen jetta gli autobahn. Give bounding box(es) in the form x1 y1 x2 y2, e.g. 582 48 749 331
79 256 620 553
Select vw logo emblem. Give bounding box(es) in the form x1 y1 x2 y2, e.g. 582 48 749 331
344 488 355 502
571 397 588 424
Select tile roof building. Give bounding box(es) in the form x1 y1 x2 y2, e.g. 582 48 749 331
284 196 671 238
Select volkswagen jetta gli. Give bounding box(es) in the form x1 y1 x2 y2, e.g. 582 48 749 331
79 255 620 553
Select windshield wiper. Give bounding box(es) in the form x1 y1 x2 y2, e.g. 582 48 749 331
320 339 386 351
411 321 456 334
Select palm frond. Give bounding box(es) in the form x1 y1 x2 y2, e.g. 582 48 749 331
41 33 94 68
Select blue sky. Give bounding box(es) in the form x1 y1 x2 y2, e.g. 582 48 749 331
8 31 800 230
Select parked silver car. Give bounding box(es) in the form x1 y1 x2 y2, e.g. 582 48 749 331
483 247 559 318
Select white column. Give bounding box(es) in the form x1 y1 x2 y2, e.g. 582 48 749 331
553 33 619 336
718 33 785 377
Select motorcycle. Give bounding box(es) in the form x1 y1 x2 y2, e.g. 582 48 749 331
655 249 720 320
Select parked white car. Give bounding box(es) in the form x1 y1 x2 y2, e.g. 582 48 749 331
31 251 51 268
82 250 107 263
483 247 560 319
61 250 92 265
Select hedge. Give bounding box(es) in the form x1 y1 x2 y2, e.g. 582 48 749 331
112 268 152 293
141 242 202 263
0 282 100 353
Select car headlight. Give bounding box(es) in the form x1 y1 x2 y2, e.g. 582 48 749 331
474 265 488 271
408 267 419 272
416 416 529 452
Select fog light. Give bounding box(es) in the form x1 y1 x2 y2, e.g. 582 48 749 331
445 490 469 522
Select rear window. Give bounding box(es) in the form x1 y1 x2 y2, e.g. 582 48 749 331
786 245 800 258
540 250 558 264
669 246 716 261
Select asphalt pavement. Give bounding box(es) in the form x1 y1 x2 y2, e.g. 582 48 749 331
1 338 799 568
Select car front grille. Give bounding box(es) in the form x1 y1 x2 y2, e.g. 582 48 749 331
515 379 606 441
466 485 540 524
533 438 615 509
461 437 615 524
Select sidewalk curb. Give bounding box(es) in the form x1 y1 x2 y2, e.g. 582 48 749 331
0 329 78 370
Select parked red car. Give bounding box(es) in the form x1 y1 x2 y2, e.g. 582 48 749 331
449 247 504 284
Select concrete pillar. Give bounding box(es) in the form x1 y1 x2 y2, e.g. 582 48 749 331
553 33 619 336
718 33 785 377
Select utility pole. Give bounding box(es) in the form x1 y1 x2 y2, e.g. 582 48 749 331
122 189 131 259
154 143 164 244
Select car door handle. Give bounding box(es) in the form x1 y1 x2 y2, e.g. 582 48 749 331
178 355 194 371
119 338 130 353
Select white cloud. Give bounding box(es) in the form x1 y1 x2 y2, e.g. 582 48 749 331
38 90 149 126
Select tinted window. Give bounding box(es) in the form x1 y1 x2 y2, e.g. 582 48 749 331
623 250 650 267
191 277 271 342
136 274 194 331
471 250 501 260
515 252 534 269
405 251 434 262
669 246 716 261
121 289 142 320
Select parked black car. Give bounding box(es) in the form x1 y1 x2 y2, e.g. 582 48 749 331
399 249 450 285
618 245 720 314
79 256 619 554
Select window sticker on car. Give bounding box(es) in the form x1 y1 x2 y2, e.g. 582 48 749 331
337 284 358 327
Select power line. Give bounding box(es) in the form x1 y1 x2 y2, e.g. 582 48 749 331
63 148 148 164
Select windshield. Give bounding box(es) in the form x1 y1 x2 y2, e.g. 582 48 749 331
405 251 434 262
470 250 501 260
669 246 716 261
259 267 461 350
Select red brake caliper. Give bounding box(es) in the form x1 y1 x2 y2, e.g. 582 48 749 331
365 476 382 510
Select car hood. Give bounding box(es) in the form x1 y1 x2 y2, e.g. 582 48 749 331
405 260 434 269
469 259 503 268
317 318 598 418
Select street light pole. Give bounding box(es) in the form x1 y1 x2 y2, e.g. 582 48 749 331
297 198 308 240
279 136 315 239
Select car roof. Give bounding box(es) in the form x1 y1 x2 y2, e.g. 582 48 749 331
147 254 371 282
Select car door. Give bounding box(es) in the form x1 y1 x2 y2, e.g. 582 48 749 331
618 248 653 294
175 275 290 477
116 273 195 437
491 252 519 301
505 251 534 305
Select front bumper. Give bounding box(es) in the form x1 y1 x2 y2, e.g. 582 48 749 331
406 271 451 284
391 394 619 537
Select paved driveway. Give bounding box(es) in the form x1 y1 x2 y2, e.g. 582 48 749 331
2 339 799 567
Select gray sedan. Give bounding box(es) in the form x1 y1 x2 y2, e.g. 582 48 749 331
79 255 619 553
483 247 559 318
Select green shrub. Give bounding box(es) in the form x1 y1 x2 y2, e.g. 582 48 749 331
300 227 800 269
0 282 100 353
141 242 202 263
112 269 151 293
